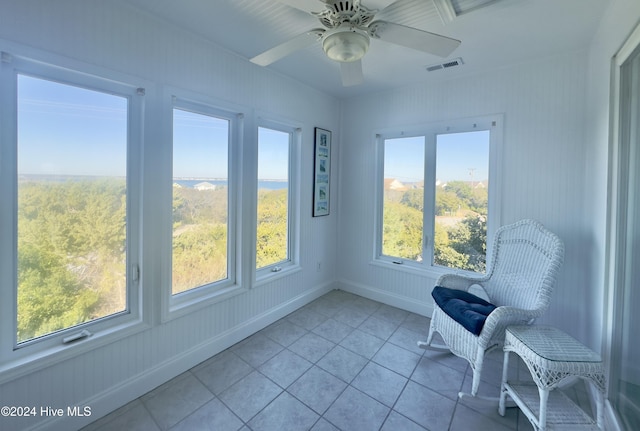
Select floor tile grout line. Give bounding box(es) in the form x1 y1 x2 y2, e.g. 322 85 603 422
86 292 526 431
139 397 164 431
187 365 248 429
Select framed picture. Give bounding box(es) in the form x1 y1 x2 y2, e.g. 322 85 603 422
313 127 331 217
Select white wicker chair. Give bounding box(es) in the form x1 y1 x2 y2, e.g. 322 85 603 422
418 219 564 398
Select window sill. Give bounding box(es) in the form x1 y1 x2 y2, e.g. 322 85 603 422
254 263 301 288
164 284 248 322
0 318 150 386
369 258 479 279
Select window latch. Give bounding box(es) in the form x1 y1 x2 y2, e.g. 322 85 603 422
132 264 140 282
62 329 92 345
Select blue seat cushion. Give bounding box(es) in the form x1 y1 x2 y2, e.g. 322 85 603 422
432 286 497 336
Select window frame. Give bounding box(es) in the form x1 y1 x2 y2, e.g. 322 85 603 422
0 50 147 372
162 93 246 320
373 115 503 276
253 119 301 285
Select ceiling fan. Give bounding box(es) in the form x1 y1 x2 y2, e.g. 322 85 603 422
250 0 461 86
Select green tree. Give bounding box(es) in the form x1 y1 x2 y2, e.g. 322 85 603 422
434 214 487 272
17 245 100 340
435 188 461 216
433 222 468 269
17 179 125 341
444 181 474 203
172 223 228 293
172 185 230 293
256 188 288 268
382 201 423 260
400 189 423 211
468 187 488 213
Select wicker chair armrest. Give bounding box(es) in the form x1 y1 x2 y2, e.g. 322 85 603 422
477 306 543 348
436 273 490 292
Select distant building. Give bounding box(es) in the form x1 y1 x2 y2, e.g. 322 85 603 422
194 181 216 191
473 180 488 189
437 179 488 189
383 178 407 191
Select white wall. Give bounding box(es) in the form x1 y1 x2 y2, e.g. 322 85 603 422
0 1 339 430
337 50 600 345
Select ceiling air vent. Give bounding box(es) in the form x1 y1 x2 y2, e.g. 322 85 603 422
426 57 464 72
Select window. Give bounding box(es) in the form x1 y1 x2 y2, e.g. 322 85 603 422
381 136 425 261
0 54 143 358
165 96 242 316
171 103 232 296
608 26 640 430
433 131 490 272
256 125 298 274
376 117 500 273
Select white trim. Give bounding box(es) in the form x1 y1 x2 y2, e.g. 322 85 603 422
161 89 250 322
372 114 503 274
603 19 640 431
253 118 303 285
0 43 151 376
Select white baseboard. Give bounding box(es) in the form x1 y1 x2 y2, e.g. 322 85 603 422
336 278 433 317
31 282 336 431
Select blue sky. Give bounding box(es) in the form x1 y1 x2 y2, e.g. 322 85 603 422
257 127 289 181
173 108 229 179
18 75 128 177
18 74 487 184
18 75 289 181
384 131 490 183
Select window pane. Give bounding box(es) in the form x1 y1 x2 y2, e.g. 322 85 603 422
611 52 640 429
434 130 489 272
382 137 425 261
172 108 229 295
256 127 289 269
17 75 128 343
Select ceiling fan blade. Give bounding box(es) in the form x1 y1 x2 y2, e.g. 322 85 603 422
341 60 364 86
250 30 324 66
372 21 461 57
364 0 397 13
273 0 326 14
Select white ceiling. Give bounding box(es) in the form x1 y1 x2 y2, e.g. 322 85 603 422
121 0 608 99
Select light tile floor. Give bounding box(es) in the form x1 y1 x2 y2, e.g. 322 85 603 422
82 290 593 431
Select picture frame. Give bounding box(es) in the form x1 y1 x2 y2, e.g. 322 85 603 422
313 127 331 217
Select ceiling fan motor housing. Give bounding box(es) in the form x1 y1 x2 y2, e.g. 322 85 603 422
322 27 370 62
317 0 375 62
315 0 376 28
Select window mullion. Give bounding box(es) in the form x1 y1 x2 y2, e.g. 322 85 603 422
0 57 18 361
423 134 438 267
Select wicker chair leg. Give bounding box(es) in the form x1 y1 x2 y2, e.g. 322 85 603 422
471 349 485 396
417 323 451 351
417 340 451 351
458 350 485 399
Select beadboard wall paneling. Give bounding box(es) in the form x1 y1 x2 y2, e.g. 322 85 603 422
337 51 599 347
0 1 338 430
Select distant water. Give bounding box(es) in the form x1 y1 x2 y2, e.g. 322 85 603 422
19 176 288 190
174 179 287 190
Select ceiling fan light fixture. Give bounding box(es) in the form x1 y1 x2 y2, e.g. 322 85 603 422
322 29 370 62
